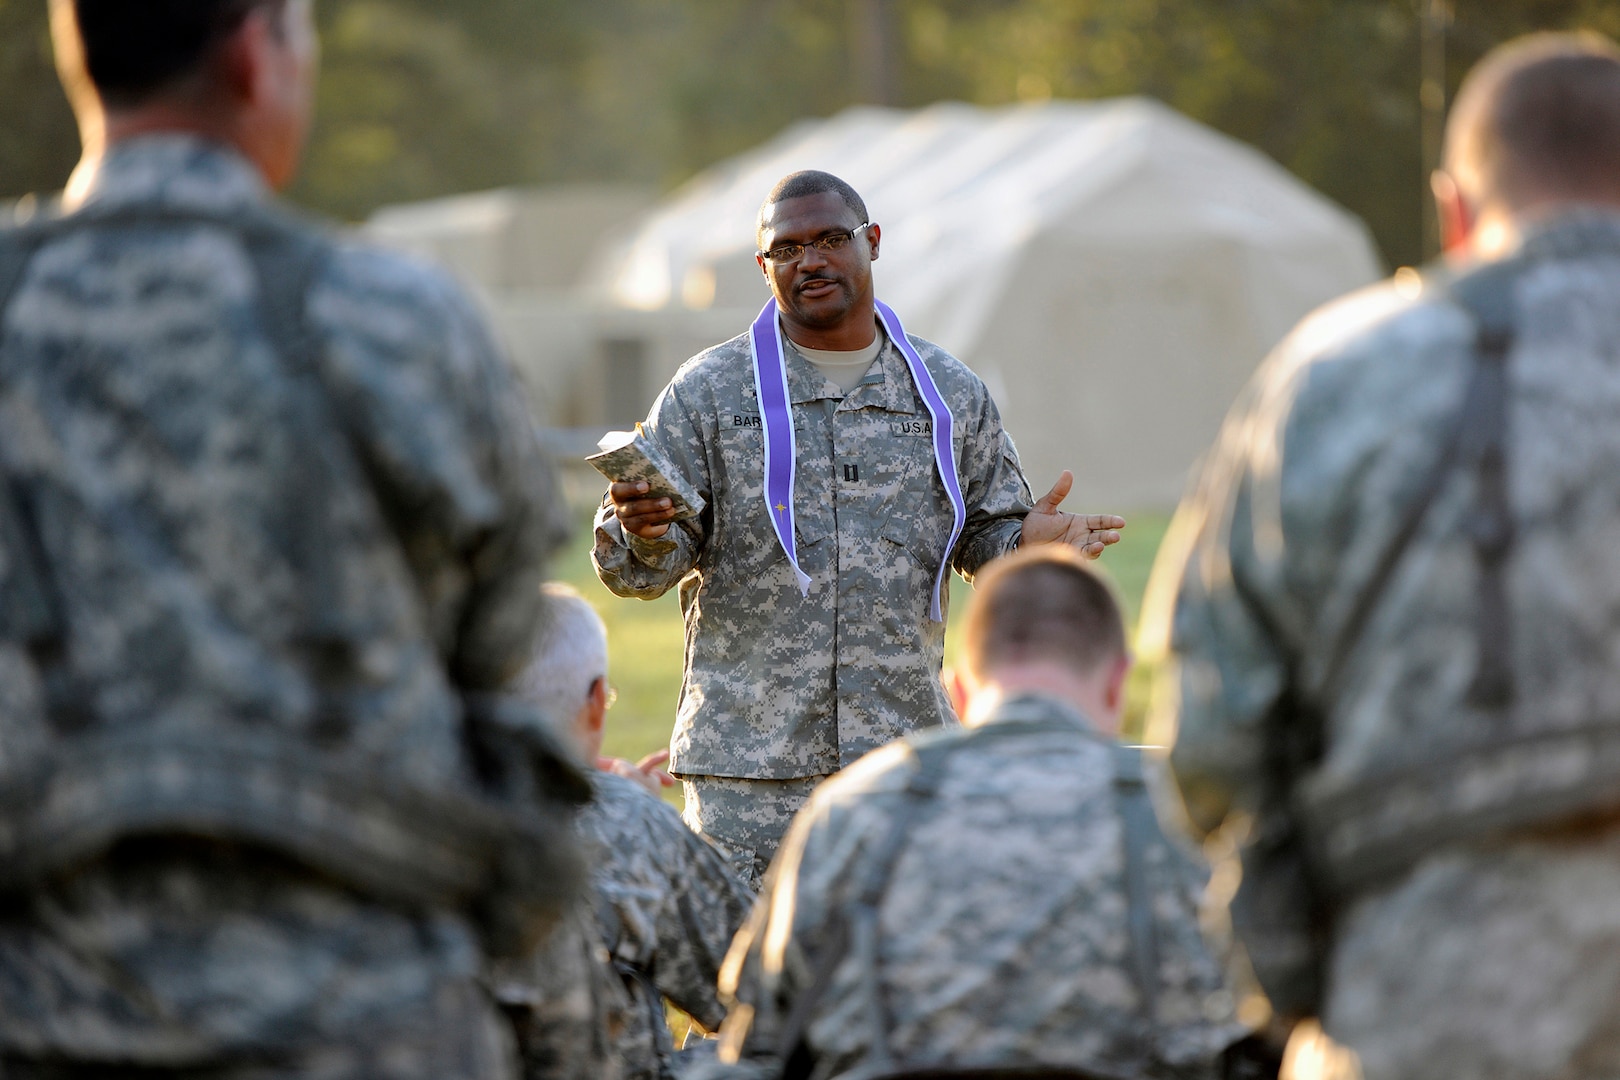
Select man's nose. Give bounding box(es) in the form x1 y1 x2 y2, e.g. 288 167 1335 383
798 243 829 271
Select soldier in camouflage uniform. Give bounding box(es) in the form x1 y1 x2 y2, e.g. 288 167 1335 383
596 171 1126 886
691 546 1256 1080
1143 33 1620 1080
0 1 583 1076
492 901 631 1080
514 585 758 1080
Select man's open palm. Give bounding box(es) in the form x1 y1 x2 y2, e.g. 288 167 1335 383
1020 471 1125 558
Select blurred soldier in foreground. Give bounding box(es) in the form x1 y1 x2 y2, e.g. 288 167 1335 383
512 584 756 1080
0 0 583 1076
1144 31 1620 1080
697 546 1256 1080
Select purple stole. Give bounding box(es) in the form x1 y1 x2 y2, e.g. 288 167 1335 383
747 299 967 622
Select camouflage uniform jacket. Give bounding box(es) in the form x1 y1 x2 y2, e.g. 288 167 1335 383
1144 212 1620 1055
593 330 1033 778
0 135 572 1065
494 899 631 1080
579 772 757 1079
704 694 1248 1079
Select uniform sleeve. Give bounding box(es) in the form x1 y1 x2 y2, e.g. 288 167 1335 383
1144 283 1446 839
1147 464 1292 837
496 903 628 1080
713 865 805 1066
437 285 569 690
309 245 567 690
712 787 881 1071
1140 763 1256 1068
1139 355 1324 1017
0 486 49 762
592 378 711 600
951 387 1034 579
648 824 758 1031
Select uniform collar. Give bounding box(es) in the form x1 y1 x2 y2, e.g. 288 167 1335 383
67 134 270 216
785 331 918 415
1512 207 1620 265
984 691 1106 741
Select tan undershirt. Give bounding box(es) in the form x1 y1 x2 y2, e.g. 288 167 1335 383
786 320 886 396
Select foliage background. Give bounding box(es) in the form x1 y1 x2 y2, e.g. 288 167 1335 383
7 2 1620 266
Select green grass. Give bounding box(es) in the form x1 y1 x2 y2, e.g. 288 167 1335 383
551 491 1173 809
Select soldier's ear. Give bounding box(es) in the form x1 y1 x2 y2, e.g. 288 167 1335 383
1432 170 1475 254
585 677 608 729
214 9 267 104
945 665 972 718
1103 652 1131 717
220 3 301 105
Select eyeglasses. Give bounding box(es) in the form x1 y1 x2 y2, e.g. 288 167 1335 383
758 223 872 264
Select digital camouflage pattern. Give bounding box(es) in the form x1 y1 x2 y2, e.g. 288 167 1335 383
494 902 629 1080
580 771 757 1079
0 135 573 1072
501 771 757 1079
1144 211 1620 1077
681 774 827 889
699 694 1249 1080
0 841 520 1079
593 330 1033 780
586 429 704 523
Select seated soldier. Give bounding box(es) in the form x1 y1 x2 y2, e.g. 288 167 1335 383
514 584 757 1080
695 546 1267 1080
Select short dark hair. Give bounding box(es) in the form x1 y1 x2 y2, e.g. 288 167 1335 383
756 170 869 245
962 546 1127 679
1448 32 1620 206
69 0 286 108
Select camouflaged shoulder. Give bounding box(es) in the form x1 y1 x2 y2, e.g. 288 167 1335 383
0 202 582 947
665 332 757 407
903 334 988 394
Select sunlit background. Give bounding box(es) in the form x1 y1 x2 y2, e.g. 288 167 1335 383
5 0 1613 772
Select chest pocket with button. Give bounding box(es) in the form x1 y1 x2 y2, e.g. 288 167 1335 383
866 413 963 580
709 409 831 587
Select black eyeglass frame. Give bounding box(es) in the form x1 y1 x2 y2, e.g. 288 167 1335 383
757 222 873 264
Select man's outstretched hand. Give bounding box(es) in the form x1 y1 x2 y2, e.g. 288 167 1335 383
597 748 677 798
1020 471 1125 558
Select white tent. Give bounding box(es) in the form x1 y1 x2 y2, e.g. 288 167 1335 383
598 98 1383 509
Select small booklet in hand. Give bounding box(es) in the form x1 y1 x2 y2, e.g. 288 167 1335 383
586 424 705 522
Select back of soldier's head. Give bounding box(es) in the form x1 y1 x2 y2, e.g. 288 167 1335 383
1447 31 1620 209
962 546 1127 681
516 584 609 737
58 0 288 108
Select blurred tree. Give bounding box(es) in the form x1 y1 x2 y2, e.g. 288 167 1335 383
898 0 1423 265
896 0 1620 266
291 1 538 218
0 0 77 204
6 0 1620 266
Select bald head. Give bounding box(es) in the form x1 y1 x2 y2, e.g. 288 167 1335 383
516 583 609 758
1445 32 1620 214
